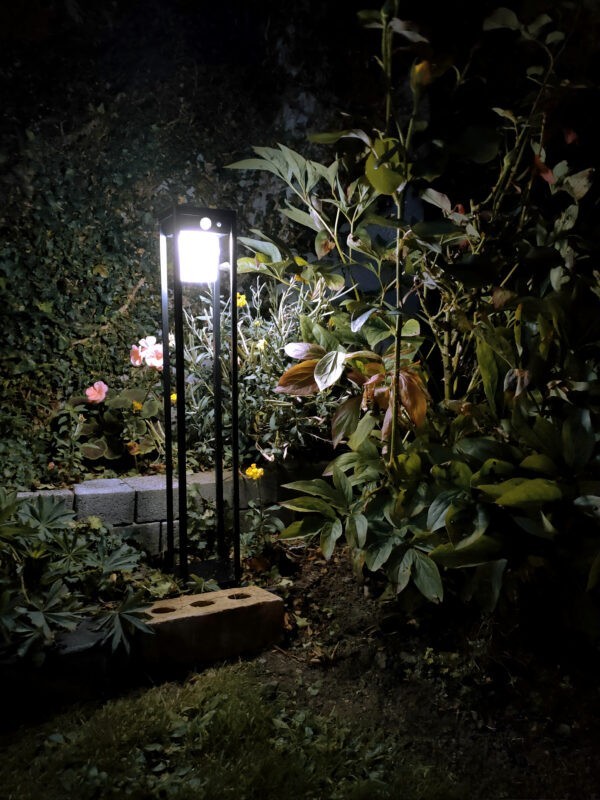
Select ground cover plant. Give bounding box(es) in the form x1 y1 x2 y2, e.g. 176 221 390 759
228 2 600 634
0 490 179 663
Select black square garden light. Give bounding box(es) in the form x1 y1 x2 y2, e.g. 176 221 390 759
158 205 240 583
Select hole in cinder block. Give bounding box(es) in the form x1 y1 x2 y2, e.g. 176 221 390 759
190 599 215 608
152 606 177 614
228 592 251 600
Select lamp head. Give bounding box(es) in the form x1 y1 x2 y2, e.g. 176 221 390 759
159 206 235 285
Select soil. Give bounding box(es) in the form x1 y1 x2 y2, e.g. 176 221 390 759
251 543 600 800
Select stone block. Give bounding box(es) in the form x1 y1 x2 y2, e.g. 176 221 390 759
16 489 74 510
138 586 284 668
123 474 179 523
74 478 135 525
116 522 162 556
188 470 233 504
160 519 179 553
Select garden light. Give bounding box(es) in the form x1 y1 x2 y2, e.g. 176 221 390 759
158 205 240 583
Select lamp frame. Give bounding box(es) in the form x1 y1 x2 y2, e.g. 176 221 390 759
158 205 240 583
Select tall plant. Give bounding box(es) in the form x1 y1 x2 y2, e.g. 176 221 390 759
228 3 600 620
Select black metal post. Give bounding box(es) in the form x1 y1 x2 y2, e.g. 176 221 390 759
160 231 174 572
172 211 189 580
229 222 241 584
158 205 240 585
213 267 226 563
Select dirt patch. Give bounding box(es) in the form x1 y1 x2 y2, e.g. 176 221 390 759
252 544 600 799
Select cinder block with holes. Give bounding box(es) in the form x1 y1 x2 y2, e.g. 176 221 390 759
138 586 284 668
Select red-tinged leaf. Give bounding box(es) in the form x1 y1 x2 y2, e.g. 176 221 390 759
533 154 556 184
381 404 393 442
373 385 389 412
347 370 367 387
361 373 386 409
491 286 517 310
564 128 578 145
315 230 335 259
331 396 361 448
398 369 429 427
284 342 326 360
274 360 319 396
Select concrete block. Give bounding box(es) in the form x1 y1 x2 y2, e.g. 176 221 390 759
16 489 74 510
116 522 162 556
123 474 179 523
188 470 233 503
160 519 179 553
138 586 284 667
74 478 135 525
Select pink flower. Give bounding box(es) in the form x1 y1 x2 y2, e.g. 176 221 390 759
138 336 157 356
85 380 108 404
130 344 143 366
144 343 163 370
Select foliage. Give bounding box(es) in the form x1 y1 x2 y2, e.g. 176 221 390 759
0 490 176 662
182 272 342 469
0 664 460 800
230 3 600 624
51 337 167 482
0 7 296 491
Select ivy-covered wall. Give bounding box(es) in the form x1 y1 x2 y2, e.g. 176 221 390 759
0 0 367 487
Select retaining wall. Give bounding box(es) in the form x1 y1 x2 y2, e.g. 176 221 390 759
17 468 282 557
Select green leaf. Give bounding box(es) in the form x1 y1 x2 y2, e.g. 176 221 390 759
475 337 499 416
427 489 464 531
430 535 503 568
412 551 443 603
315 350 347 391
308 129 372 147
311 322 340 351
562 168 594 201
463 559 507 612
365 537 395 572
332 466 353 507
279 203 321 232
331 396 361 448
238 236 282 263
281 479 344 505
278 496 337 519
280 517 323 540
345 513 368 548
389 548 415 593
495 478 562 508
348 412 377 451
226 157 283 176
420 189 451 214
483 7 521 31
320 519 343 560
562 408 595 472
519 453 558 476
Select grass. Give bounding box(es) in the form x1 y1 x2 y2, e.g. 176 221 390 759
0 663 460 800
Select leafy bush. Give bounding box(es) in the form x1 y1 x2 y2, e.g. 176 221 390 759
182 270 342 470
0 489 176 663
229 3 600 627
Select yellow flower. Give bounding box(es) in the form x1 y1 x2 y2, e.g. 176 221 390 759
245 463 264 480
236 292 247 308
132 400 143 412
256 338 267 352
170 392 177 404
